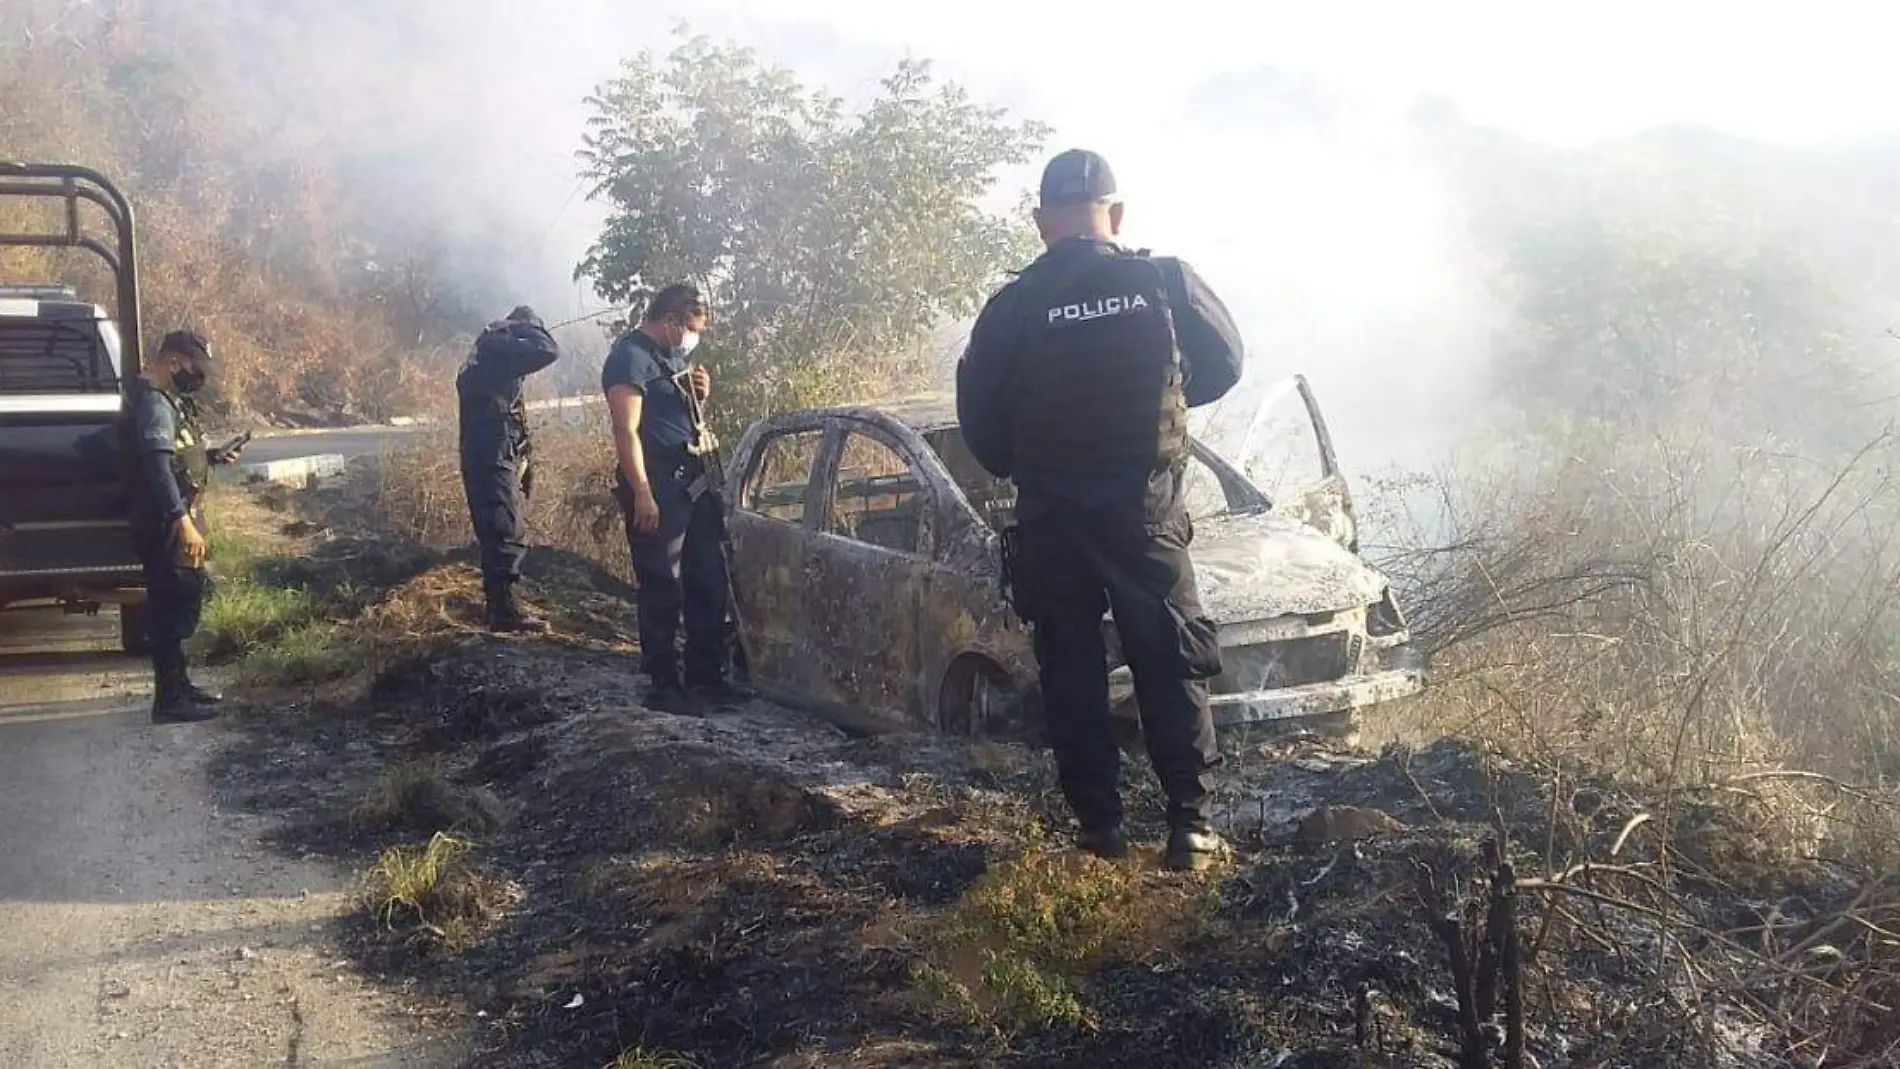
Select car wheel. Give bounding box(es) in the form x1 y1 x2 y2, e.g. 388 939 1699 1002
940 656 1016 738
119 601 151 656
724 618 751 682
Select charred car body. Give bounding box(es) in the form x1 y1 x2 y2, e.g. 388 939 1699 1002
720 378 1424 738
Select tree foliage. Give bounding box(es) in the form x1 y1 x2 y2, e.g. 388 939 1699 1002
576 30 1049 427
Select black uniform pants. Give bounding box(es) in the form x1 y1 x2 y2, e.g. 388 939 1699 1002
135 513 210 652
462 462 528 585
622 469 730 687
1015 505 1223 833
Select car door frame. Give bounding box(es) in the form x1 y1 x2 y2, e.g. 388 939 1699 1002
1286 373 1359 551
1207 373 1358 551
723 415 841 707
796 414 941 729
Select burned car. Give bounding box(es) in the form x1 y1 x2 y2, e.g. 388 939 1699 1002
720 375 1424 739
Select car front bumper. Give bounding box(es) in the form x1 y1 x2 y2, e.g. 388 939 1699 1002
1204 667 1424 726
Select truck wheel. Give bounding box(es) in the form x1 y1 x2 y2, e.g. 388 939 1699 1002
119 602 151 656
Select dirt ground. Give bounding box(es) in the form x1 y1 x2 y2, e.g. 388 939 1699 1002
0 606 467 1068
18 477 1890 1069
201 537 1894 1068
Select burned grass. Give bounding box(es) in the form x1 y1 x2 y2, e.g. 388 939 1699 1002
213 623 1900 1068
202 476 1900 1068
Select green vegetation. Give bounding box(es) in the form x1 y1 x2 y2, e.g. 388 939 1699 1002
190 493 366 691
577 29 1048 438
911 825 1219 1034
363 831 514 950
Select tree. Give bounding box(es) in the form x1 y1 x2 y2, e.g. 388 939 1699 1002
575 30 1049 428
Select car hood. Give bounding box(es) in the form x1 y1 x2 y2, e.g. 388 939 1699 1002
1188 510 1391 621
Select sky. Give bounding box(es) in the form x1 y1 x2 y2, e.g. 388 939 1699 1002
296 0 1900 474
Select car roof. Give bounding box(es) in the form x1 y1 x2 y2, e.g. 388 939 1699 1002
0 297 109 321
803 391 963 435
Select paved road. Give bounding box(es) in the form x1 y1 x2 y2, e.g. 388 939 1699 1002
240 408 597 466
0 609 463 1066
242 424 428 465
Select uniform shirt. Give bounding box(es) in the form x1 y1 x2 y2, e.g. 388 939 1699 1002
956 237 1246 522
456 320 561 471
123 376 200 529
600 329 694 485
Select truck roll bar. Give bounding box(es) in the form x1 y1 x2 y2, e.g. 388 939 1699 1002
0 163 143 375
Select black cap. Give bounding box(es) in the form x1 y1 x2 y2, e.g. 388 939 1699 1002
505 304 539 324
158 329 213 362
1039 148 1117 208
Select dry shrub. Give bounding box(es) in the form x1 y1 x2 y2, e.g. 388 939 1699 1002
1365 425 1900 1058
352 758 507 837
0 6 472 426
1381 428 1900 798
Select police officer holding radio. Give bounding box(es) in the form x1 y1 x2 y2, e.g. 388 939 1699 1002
124 329 248 724
956 149 1245 871
601 283 746 714
457 304 562 633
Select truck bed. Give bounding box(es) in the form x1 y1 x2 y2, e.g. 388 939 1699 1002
0 305 142 607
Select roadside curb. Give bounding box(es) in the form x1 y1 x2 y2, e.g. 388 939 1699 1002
236 453 349 488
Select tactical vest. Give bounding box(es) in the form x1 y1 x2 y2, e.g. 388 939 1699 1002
172 400 210 504
119 381 209 511
1009 246 1188 480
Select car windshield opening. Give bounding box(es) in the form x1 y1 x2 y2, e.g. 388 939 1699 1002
926 426 1247 531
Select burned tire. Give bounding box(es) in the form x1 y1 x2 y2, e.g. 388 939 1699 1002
119 601 151 656
940 656 1020 738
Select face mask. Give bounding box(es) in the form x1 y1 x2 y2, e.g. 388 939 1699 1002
172 364 207 395
678 330 700 356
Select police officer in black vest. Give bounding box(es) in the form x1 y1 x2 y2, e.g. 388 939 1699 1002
957 149 1245 871
457 305 562 633
601 283 746 714
124 330 248 724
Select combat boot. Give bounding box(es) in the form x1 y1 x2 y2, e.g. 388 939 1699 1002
1076 826 1130 860
686 674 754 711
484 579 549 634
180 663 223 706
151 646 217 725
643 676 702 717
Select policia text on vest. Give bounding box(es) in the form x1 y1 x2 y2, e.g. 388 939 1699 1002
1046 292 1150 323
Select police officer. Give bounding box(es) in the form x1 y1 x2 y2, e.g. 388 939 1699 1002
124 329 247 724
457 305 561 633
956 149 1245 871
601 283 745 713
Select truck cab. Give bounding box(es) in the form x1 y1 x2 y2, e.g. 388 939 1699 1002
0 165 151 652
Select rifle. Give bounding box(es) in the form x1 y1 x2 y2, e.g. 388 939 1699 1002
673 368 752 683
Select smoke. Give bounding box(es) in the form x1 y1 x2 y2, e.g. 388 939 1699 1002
1143 73 1509 483
70 0 1895 480
190 0 619 380
84 1 1499 466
